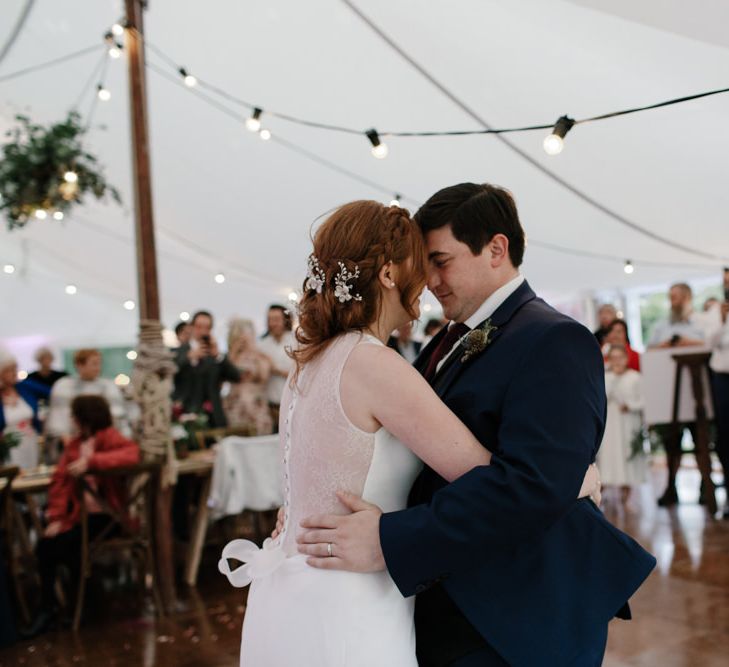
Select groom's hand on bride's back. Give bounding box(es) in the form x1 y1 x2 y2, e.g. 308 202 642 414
297 492 386 573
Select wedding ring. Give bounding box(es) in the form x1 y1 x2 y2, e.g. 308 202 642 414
327 543 333 557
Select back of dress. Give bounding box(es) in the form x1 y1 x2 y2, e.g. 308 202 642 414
278 332 377 556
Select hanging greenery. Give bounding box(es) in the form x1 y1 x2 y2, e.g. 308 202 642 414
0 111 121 230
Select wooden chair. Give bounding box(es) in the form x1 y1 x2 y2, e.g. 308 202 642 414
0 465 32 624
73 461 164 631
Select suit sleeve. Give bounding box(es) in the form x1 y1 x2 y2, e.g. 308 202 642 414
380 321 606 597
218 355 242 383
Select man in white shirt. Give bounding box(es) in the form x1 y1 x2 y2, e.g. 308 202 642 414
648 283 706 348
258 305 295 431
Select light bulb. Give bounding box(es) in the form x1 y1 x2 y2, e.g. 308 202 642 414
97 85 111 101
372 143 388 159
246 108 263 132
108 46 121 59
64 171 78 183
624 261 634 275
114 373 130 386
543 134 564 155
184 74 197 87
3 264 16 274
179 311 191 322
17 370 28 381
214 273 226 284
124 299 136 310
259 129 272 141
288 291 299 303
111 23 124 36
35 209 48 220
126 350 138 360
65 284 77 295
53 211 64 221
389 195 401 207
423 304 433 313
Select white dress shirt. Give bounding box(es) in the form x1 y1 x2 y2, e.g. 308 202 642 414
706 305 729 373
436 274 525 373
258 331 296 405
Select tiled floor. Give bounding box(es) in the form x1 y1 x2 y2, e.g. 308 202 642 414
1 461 727 666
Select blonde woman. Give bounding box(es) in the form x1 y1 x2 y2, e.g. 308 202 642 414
223 319 273 435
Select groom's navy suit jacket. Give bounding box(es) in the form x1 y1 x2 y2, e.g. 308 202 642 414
380 281 656 666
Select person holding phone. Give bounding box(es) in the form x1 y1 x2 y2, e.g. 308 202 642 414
708 269 729 518
647 283 706 348
172 310 241 427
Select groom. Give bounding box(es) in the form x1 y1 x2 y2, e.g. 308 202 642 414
298 183 655 666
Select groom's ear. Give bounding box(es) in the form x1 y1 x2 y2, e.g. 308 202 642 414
489 234 510 267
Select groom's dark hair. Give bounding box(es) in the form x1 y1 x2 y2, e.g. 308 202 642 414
414 183 526 267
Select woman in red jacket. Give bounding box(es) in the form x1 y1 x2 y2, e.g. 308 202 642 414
31 395 139 633
604 318 641 372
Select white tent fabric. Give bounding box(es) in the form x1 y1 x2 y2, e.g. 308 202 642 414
1 0 728 350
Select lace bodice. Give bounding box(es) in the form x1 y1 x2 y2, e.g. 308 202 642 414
278 332 421 556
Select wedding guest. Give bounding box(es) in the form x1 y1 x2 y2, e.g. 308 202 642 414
603 319 641 371
703 297 719 312
45 349 130 441
597 345 646 506
30 395 140 635
175 321 191 347
0 349 49 469
27 347 67 389
707 272 729 518
223 319 273 435
648 283 705 348
172 310 241 428
594 304 617 346
387 321 422 363
258 304 295 430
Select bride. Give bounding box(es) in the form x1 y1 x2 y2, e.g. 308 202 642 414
219 200 598 666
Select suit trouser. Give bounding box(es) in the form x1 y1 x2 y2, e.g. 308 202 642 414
711 371 729 485
447 623 608 667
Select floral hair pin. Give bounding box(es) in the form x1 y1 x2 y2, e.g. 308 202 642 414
333 261 363 303
305 254 326 294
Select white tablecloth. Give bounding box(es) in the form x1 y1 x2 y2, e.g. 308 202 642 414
208 434 283 518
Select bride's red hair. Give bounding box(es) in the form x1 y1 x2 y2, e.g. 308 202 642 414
292 200 427 373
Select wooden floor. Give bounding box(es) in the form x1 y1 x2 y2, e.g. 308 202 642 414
1 460 727 666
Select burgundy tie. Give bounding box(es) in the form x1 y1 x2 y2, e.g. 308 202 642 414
422 323 470 383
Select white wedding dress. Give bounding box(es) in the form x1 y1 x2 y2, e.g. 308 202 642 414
219 332 422 666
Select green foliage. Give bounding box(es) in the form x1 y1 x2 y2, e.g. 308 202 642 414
0 430 22 464
0 112 121 229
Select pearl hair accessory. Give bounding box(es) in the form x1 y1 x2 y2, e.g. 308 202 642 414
305 255 326 294
333 262 363 303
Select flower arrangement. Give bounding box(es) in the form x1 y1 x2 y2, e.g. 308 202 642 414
170 403 210 457
0 430 22 464
0 112 121 230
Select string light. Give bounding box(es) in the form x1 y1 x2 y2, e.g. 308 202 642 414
64 171 78 183
114 373 131 386
214 273 226 284
123 299 136 310
34 209 47 220
97 84 111 101
179 311 191 322
3 264 15 275
259 129 272 141
366 129 388 159
65 284 77 295
288 291 299 303
423 303 433 313
53 211 64 221
543 115 575 155
624 260 635 274
108 44 122 59
246 107 263 132
389 194 401 207
17 371 28 381
126 350 138 360
111 23 124 37
179 67 197 87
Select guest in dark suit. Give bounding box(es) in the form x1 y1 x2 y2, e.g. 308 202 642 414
387 322 422 364
172 310 241 427
299 183 655 666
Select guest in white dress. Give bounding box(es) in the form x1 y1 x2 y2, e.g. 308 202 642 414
598 345 646 505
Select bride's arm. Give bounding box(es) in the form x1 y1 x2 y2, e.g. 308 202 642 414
342 344 490 482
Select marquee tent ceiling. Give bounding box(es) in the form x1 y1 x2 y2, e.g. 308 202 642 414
1 0 728 349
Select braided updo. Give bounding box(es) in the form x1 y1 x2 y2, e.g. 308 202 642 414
292 200 427 372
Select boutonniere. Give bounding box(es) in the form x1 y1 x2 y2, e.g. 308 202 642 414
461 319 498 362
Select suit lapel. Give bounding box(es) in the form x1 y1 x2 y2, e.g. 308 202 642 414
432 280 537 397
413 324 448 376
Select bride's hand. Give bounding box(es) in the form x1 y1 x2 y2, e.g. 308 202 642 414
578 463 601 505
